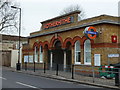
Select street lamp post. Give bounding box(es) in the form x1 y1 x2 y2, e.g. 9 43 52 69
11 6 21 70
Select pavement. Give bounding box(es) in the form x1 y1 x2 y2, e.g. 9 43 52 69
2 66 120 89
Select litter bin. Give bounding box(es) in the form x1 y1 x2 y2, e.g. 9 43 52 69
110 63 120 86
16 63 21 70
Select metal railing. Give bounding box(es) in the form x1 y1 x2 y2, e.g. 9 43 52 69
22 62 120 87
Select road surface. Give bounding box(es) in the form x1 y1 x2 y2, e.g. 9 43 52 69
2 68 107 89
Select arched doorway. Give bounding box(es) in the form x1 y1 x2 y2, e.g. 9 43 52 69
44 44 49 63
44 44 51 69
66 41 72 71
52 40 64 70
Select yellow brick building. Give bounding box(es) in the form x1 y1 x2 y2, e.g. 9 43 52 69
22 11 120 70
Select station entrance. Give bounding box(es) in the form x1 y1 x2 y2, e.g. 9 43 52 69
49 40 72 71
52 40 64 70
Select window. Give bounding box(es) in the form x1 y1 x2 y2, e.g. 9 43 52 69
39 46 43 63
84 40 91 65
75 41 81 64
94 54 101 66
34 46 38 62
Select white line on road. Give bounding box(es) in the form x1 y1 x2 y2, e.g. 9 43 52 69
0 77 7 80
16 82 38 88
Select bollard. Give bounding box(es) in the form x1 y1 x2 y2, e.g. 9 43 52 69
92 66 95 83
25 62 27 71
34 61 35 72
72 64 74 79
56 64 59 76
44 62 46 73
115 68 120 86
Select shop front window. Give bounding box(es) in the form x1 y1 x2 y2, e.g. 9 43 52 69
84 40 91 65
75 41 81 64
39 46 43 63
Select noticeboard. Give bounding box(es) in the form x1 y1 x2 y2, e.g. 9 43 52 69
24 55 33 63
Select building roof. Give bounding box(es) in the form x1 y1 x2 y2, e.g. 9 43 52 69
1 34 28 41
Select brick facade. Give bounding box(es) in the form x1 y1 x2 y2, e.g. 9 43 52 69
22 11 120 70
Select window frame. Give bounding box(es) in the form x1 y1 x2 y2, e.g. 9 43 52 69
84 40 91 65
74 41 81 64
39 45 43 63
34 46 38 63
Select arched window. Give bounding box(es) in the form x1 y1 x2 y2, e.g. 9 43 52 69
34 46 38 62
39 46 43 63
75 41 81 64
84 40 91 65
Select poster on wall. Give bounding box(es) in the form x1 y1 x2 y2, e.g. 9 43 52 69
29 55 33 63
94 54 101 66
24 56 28 62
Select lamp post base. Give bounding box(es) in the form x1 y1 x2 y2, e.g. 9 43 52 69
16 63 21 70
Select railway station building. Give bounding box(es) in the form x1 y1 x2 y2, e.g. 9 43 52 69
22 11 120 71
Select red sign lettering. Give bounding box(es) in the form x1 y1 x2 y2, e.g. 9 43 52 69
43 17 72 29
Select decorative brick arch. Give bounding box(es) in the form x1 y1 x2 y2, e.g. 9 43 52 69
33 42 39 50
73 36 82 46
50 35 63 48
82 36 94 48
38 41 43 48
82 36 87 44
43 41 50 49
63 37 73 48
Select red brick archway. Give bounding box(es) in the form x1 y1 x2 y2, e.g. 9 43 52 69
81 36 87 44
38 41 43 49
73 36 82 46
63 37 73 48
82 36 94 48
43 41 50 49
33 42 39 50
50 35 63 49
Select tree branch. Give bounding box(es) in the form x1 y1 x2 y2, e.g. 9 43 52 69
0 0 18 33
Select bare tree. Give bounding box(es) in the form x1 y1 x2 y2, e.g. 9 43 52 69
60 4 86 20
0 0 19 34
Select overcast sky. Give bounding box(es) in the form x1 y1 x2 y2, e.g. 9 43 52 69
15 0 119 36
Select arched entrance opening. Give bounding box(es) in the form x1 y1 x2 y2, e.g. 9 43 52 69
44 44 50 69
44 44 49 63
52 40 64 70
65 41 72 71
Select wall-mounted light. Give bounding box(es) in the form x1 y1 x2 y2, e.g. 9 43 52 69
99 29 102 34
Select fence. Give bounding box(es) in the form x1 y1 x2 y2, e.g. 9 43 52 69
22 62 120 87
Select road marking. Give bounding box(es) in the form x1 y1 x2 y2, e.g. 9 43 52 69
16 82 38 88
0 77 7 80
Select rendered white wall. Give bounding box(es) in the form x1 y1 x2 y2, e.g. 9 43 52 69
11 50 18 68
11 47 22 68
